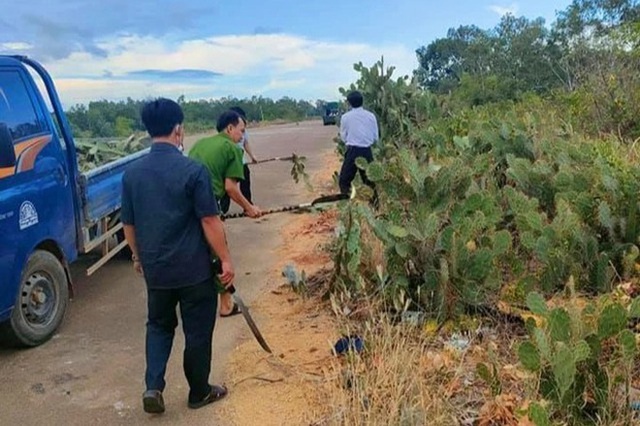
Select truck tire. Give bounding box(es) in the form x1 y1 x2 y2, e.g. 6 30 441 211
0 250 69 347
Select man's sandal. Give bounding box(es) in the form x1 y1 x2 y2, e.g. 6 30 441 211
220 302 241 318
188 385 228 409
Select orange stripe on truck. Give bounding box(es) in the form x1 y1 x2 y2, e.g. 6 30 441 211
0 134 52 179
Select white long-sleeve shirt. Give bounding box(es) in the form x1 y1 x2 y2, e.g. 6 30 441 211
339 107 379 148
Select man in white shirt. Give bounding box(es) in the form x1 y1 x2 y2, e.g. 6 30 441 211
338 90 379 195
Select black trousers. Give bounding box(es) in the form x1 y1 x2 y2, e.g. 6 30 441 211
145 278 217 403
339 145 374 195
219 164 251 214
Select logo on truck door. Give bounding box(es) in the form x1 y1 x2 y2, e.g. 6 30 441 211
19 200 38 230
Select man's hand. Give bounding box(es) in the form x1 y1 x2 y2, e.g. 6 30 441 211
133 260 143 276
250 157 258 164
219 260 235 286
244 204 262 218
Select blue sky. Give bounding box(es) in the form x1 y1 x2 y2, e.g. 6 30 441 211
0 1 572 106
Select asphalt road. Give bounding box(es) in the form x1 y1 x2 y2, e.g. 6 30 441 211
0 120 338 425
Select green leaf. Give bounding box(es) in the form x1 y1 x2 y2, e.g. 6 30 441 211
573 340 591 363
629 297 640 319
597 201 614 233
552 342 576 400
453 135 470 151
493 230 511 255
366 162 385 182
534 236 552 262
500 123 510 140
548 308 571 343
534 328 551 361
526 292 549 316
388 225 409 238
406 225 424 240
467 248 494 281
598 303 627 339
395 242 411 258
525 212 545 232
618 329 637 359
529 403 551 426
518 341 541 371
521 231 537 250
355 157 369 170
422 213 440 238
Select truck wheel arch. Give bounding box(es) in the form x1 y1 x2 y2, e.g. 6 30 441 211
35 240 74 297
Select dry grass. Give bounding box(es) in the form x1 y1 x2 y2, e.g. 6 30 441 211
303 298 640 426
307 310 536 426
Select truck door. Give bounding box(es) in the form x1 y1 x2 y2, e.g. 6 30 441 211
0 65 76 319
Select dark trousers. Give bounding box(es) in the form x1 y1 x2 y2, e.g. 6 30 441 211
339 145 374 195
219 164 252 214
145 279 217 403
241 164 252 204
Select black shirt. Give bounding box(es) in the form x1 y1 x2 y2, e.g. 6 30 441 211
121 142 219 289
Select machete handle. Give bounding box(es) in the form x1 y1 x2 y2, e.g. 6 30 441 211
212 259 236 294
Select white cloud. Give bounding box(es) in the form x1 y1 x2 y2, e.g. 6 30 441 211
51 79 218 107
1 42 34 50
34 33 417 105
265 78 307 91
488 3 519 17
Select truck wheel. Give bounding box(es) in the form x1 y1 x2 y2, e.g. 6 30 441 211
1 250 69 347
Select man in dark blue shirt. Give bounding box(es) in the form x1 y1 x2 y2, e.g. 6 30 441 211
121 98 234 414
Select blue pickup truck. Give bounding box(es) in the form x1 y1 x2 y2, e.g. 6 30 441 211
0 55 148 347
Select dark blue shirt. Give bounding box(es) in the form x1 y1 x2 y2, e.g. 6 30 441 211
121 142 219 289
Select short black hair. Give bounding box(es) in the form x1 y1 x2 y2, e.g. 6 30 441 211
229 106 246 118
216 110 242 132
347 91 364 108
141 98 184 137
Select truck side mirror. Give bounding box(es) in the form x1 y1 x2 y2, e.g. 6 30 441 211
0 123 16 168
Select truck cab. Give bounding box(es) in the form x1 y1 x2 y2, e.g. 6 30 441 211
322 101 340 126
0 56 79 347
0 56 145 347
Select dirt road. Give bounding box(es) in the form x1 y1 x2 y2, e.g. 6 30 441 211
0 120 339 425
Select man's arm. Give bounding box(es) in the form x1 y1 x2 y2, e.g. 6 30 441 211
120 174 142 274
340 114 348 142
225 178 260 217
192 165 235 284
200 216 234 284
372 115 380 143
123 225 142 275
243 134 258 163
225 144 261 217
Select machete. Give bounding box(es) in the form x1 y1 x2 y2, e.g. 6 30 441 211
226 284 272 353
212 259 272 353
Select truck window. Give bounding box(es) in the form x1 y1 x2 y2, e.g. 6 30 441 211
27 68 66 149
0 71 47 143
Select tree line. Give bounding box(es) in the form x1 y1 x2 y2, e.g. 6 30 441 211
67 96 335 138
414 0 640 139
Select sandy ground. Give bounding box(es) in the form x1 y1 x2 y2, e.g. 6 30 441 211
0 120 341 425
214 150 342 426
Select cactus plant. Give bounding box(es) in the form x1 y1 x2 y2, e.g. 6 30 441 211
517 290 640 423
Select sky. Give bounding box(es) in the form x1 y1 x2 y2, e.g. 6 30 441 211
0 0 573 107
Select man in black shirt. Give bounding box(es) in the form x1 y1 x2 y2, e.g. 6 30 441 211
121 98 234 414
